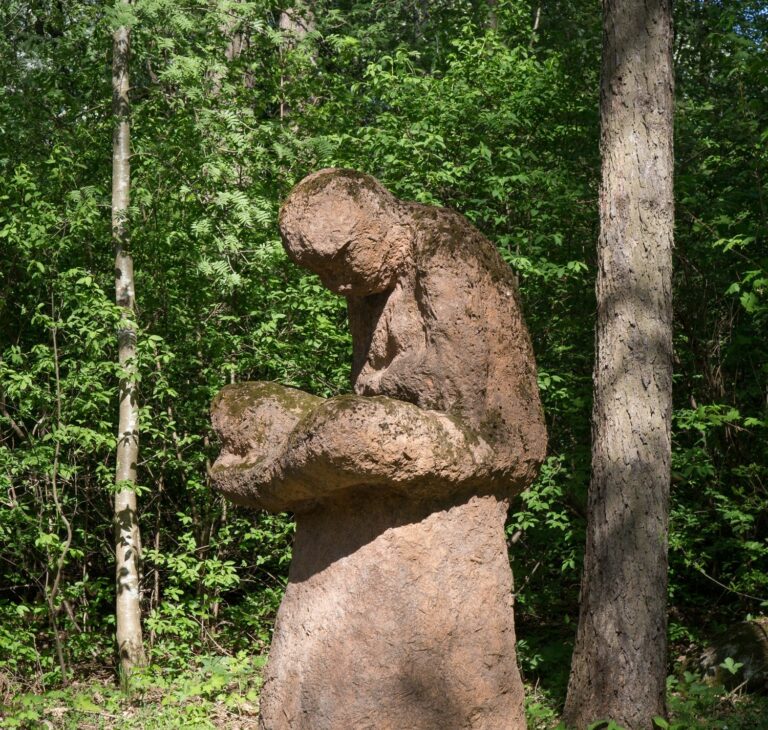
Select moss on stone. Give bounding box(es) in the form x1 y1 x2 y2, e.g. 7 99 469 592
291 168 386 204
216 381 322 420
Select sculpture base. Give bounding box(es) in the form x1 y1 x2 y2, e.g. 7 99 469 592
258 492 526 730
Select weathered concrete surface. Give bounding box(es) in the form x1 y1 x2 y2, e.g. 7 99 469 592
212 385 497 511
210 169 547 729
260 493 525 730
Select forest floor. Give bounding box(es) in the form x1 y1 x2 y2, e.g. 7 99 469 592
0 654 263 729
1 654 767 729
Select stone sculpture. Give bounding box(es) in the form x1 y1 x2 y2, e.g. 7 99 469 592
211 169 547 729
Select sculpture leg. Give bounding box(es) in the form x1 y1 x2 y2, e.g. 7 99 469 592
258 492 526 730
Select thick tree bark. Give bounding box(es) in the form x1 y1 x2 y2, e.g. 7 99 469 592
563 1 674 728
112 17 146 680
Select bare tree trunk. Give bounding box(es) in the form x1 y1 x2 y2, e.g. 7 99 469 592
112 12 147 682
529 6 541 48
279 4 314 45
563 1 674 728
209 0 255 95
486 0 498 31
279 2 314 120
47 303 73 684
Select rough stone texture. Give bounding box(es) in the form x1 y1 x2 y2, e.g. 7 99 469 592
210 169 547 729
699 618 768 691
212 386 498 511
262 493 524 730
279 169 546 489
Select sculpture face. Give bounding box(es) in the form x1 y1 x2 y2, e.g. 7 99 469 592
279 169 409 296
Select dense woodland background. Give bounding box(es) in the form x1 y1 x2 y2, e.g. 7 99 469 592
0 0 767 726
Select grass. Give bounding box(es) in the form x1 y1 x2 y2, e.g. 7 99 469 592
524 674 768 730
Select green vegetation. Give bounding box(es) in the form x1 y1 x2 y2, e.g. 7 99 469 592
0 0 766 727
1 654 265 728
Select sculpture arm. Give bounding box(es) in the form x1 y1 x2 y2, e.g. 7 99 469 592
276 395 496 502
211 384 497 511
210 382 323 510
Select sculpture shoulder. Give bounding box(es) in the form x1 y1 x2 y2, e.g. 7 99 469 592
402 202 546 475
403 203 520 330
407 203 519 302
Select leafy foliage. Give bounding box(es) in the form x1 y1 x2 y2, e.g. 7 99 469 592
0 653 265 728
0 1 766 726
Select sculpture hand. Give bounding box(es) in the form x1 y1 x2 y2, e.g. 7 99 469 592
211 384 497 511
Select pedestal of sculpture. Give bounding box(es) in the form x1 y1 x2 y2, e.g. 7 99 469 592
210 169 547 729
270 493 521 729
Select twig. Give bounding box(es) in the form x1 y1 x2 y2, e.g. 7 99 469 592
690 562 768 603
513 559 542 599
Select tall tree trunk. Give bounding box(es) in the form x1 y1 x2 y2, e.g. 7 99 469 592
209 0 254 95
112 12 146 681
279 2 314 120
486 0 498 31
563 1 674 728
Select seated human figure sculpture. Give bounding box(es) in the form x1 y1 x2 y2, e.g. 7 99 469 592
210 169 547 730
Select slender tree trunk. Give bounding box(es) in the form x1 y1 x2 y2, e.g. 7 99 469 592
529 5 541 47
112 13 146 681
47 305 72 684
563 1 674 728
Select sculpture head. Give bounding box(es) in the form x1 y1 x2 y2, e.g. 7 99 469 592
279 168 411 296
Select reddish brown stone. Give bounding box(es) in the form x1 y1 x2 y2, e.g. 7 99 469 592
261 493 524 730
210 169 547 729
